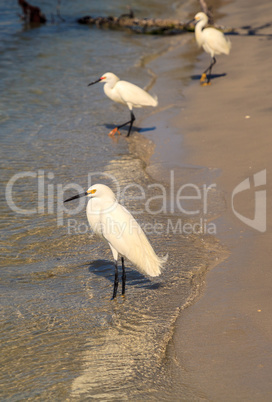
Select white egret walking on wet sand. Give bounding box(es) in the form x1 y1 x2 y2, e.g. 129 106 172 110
189 12 231 85
64 184 166 299
88 72 158 137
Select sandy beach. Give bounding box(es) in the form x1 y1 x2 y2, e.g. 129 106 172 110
173 0 272 399
137 0 272 399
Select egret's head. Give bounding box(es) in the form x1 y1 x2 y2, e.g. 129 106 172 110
64 184 115 203
186 11 207 27
194 12 208 23
86 184 115 200
88 72 119 87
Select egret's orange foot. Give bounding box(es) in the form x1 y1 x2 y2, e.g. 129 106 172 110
108 127 121 136
200 73 207 83
201 82 211 86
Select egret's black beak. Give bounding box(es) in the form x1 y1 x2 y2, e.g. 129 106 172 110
64 191 87 203
88 78 102 86
186 18 196 26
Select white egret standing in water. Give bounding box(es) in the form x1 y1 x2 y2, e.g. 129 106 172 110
64 184 166 299
88 72 158 136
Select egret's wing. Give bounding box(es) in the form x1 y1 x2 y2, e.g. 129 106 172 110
100 203 164 277
203 28 231 55
116 80 158 108
100 203 143 257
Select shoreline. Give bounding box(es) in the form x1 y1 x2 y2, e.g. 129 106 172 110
132 0 272 399
173 1 272 399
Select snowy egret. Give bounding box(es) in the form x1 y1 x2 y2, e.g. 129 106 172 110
189 12 231 85
88 72 158 137
64 184 166 299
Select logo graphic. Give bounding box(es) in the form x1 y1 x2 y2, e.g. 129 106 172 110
231 169 266 232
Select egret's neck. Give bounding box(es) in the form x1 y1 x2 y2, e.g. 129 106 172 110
103 78 118 101
87 196 116 213
104 77 119 90
195 20 206 47
103 82 114 101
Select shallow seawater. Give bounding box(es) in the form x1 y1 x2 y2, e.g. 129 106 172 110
0 1 224 399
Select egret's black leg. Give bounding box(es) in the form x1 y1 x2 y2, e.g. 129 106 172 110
126 111 135 137
207 57 216 83
109 111 136 137
201 57 216 84
116 119 131 129
112 261 119 300
121 257 126 296
115 111 135 135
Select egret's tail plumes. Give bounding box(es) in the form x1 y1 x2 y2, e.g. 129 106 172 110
151 94 158 108
224 36 232 55
125 224 167 277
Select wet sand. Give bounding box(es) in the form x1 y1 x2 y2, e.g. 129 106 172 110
171 0 272 399
136 0 272 399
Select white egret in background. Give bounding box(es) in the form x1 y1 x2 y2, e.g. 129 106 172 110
189 12 231 85
88 72 158 137
64 184 166 299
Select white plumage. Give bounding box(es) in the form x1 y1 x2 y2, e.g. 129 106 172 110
88 72 158 137
64 184 166 299
193 12 231 85
102 73 158 109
